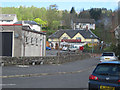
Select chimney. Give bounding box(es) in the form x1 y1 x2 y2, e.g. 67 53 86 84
86 25 88 31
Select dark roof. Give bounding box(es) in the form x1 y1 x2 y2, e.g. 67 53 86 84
73 19 95 24
0 14 16 21
49 29 98 39
14 21 39 25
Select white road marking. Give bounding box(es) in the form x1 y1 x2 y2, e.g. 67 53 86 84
0 84 16 86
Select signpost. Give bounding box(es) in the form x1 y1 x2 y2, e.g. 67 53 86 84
91 39 94 54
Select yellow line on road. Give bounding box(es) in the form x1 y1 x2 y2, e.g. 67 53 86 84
1 66 96 78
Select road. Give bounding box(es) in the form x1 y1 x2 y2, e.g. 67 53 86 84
2 56 100 88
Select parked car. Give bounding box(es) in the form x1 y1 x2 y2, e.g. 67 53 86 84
88 61 120 90
46 47 51 50
62 46 68 51
100 52 118 62
68 46 78 52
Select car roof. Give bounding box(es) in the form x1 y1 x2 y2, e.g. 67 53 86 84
102 52 115 54
99 61 120 64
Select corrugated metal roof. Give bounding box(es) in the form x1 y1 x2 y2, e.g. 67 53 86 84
14 21 39 25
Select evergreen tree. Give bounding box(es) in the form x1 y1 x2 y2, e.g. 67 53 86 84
70 7 76 14
70 7 77 20
89 8 102 21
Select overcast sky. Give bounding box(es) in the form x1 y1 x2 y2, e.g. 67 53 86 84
1 0 120 11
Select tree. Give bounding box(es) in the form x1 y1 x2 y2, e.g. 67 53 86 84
70 7 76 14
46 5 60 30
78 10 90 19
52 20 60 30
89 8 102 21
70 7 77 20
34 18 47 28
61 10 71 29
112 43 120 60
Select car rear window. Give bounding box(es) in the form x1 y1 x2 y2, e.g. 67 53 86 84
102 53 114 56
93 64 120 76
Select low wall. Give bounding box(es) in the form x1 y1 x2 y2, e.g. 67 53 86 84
1 53 91 66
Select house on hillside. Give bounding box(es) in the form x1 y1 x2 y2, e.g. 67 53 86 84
0 14 18 24
0 24 46 57
114 25 120 39
71 19 95 30
48 29 99 49
114 25 120 44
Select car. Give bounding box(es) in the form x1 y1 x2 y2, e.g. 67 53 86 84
62 46 68 51
100 52 118 62
68 46 78 52
46 47 51 50
88 61 120 90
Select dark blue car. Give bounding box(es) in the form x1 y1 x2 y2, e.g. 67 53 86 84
88 61 120 90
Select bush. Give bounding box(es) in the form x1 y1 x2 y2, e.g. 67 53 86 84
112 43 120 60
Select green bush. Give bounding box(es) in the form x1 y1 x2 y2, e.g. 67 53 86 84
112 44 120 60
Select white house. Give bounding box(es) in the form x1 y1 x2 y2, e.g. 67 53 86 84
0 14 18 24
71 19 95 30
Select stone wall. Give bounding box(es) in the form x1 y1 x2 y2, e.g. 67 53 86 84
1 53 91 66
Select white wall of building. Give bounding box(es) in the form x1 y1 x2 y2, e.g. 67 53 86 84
21 30 46 57
31 25 41 32
74 23 95 30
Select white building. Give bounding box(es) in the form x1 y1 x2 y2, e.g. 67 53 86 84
0 24 46 57
71 19 95 30
0 14 18 24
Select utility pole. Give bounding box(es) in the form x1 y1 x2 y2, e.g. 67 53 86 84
92 39 94 54
57 38 60 65
90 35 94 54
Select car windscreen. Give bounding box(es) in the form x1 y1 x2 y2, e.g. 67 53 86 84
93 64 120 76
102 53 114 56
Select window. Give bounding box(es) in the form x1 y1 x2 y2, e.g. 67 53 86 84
36 38 38 44
102 53 114 56
6 20 12 22
94 64 120 76
63 37 68 40
2 20 12 22
25 37 28 42
31 37 33 43
76 37 81 40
